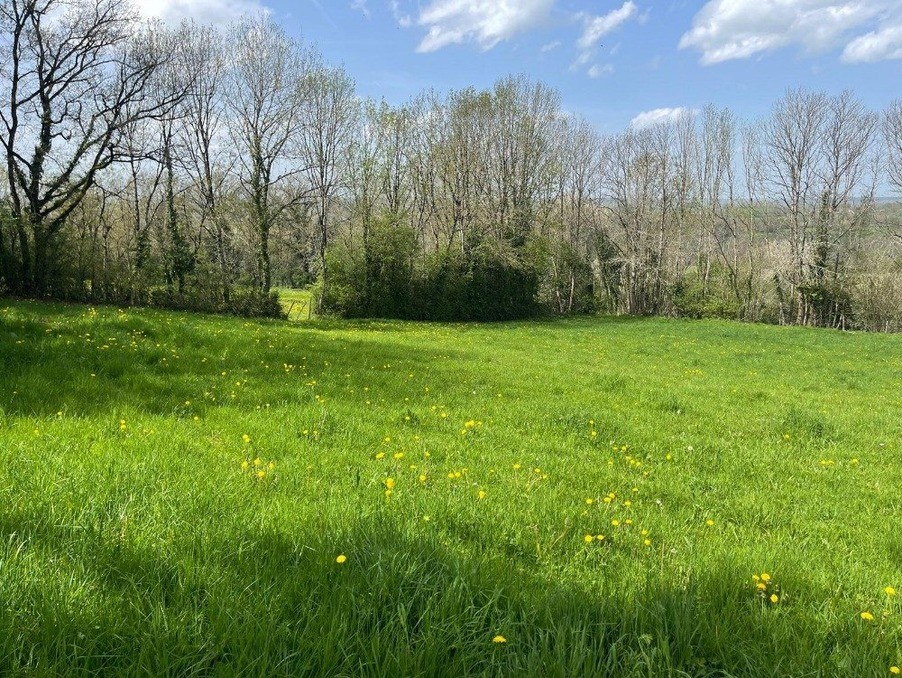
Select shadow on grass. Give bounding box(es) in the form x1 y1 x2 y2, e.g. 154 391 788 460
0 301 461 419
0 501 876 677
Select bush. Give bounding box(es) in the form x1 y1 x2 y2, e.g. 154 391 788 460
321 217 544 321
147 287 286 319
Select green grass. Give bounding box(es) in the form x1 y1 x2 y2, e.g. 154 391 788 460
1 300 900 676
277 288 315 321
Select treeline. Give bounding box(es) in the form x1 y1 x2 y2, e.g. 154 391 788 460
1 1 900 328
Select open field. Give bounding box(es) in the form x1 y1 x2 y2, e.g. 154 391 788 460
0 300 900 676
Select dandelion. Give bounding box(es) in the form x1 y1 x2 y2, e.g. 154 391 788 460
585 498 594 505
644 539 652 547
860 611 875 621
336 554 347 564
890 667 900 675
393 452 404 460
596 534 605 541
375 452 385 460
241 461 249 471
256 470 266 480
611 520 620 527
760 572 771 583
492 635 506 644
584 534 594 543
385 478 395 490
419 474 427 483
706 519 715 526
242 434 251 444
886 587 896 597
253 458 262 467
770 594 779 604
478 490 487 500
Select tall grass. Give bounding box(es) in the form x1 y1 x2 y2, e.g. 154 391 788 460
1 301 899 675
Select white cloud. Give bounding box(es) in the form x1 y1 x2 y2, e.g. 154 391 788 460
351 0 370 18
842 22 902 62
415 0 554 53
679 0 900 65
588 63 614 78
574 2 638 77
541 40 562 53
577 2 638 52
133 0 266 23
390 1 413 28
630 107 693 129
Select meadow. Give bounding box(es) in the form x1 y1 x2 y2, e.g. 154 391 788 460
0 299 900 676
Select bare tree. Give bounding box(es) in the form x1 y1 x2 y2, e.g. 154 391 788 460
299 62 357 309
227 14 310 295
0 0 181 294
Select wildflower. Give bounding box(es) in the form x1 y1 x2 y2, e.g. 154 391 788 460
596 534 605 541
770 594 779 604
253 458 262 467
706 519 715 526
375 452 385 459
385 478 395 490
886 587 896 597
478 490 487 500
760 573 771 583
256 470 266 480
512 463 521 470
644 539 652 547
611 520 620 527
393 452 404 460
492 635 506 644
860 611 875 621
890 667 900 675
584 534 594 543
419 474 427 483
585 498 594 505
242 434 251 444
241 461 249 471
336 554 347 564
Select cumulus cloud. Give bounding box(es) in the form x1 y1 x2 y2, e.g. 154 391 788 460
679 0 900 64
415 0 553 53
390 1 413 28
630 107 693 129
842 22 902 62
133 0 266 23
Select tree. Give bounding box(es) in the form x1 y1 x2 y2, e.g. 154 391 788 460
0 0 181 294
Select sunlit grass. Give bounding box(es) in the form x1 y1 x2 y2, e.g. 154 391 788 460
0 300 900 675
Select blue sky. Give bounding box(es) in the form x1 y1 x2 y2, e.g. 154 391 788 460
139 0 901 130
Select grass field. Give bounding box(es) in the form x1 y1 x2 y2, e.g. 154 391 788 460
0 300 900 676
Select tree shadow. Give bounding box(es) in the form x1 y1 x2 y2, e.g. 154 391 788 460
0 501 878 677
0 301 462 418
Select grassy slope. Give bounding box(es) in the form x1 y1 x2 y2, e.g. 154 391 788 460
0 300 900 676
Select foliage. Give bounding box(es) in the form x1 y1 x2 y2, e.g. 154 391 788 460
0 300 900 675
322 218 545 321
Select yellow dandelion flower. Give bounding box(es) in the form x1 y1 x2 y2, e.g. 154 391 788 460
643 539 651 547
242 434 251 444
706 519 715 526
886 587 897 597
385 478 395 490
512 463 521 470
393 452 404 460
336 554 347 564
492 635 506 644
584 534 594 543
585 498 594 505
253 458 262 467
419 474 427 483
890 666 900 675
596 534 605 541
770 594 779 604
760 573 771 583
256 470 266 480
860 611 875 621
757 583 767 591
478 490 487 500
611 520 620 527
241 461 249 471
